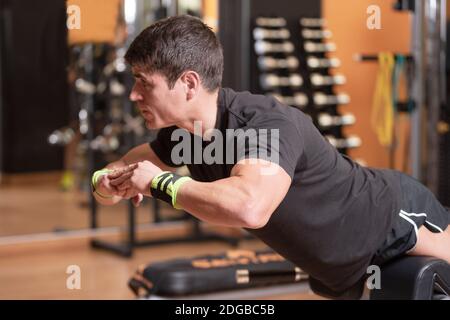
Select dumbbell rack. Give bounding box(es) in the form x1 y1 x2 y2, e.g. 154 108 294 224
253 17 307 112
252 16 361 155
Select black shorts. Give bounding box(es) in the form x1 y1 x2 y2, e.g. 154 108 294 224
372 171 450 266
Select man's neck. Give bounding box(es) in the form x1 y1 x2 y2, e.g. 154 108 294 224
178 89 219 140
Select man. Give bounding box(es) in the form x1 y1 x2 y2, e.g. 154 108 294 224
92 15 450 295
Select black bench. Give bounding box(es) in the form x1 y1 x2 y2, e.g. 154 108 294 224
129 250 450 300
310 256 450 300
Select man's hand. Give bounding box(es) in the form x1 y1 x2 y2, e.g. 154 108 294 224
95 169 123 197
107 160 163 199
95 164 142 207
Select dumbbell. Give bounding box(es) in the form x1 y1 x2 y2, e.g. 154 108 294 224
310 74 346 86
307 57 341 69
272 93 309 108
255 17 287 27
254 40 295 55
90 124 121 152
90 135 120 152
110 79 126 96
299 18 326 28
325 135 362 149
123 113 145 137
260 73 303 89
253 27 290 40
317 113 356 129
75 78 96 95
304 41 336 53
96 79 126 96
103 57 127 77
257 56 299 70
302 29 332 39
313 93 350 106
48 127 76 146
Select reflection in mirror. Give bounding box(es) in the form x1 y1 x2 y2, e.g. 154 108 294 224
0 0 213 238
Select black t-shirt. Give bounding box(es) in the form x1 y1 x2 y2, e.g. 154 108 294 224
150 87 402 292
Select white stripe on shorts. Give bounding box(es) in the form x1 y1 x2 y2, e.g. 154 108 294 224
399 210 444 233
398 211 419 253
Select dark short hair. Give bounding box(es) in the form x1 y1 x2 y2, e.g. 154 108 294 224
125 15 223 92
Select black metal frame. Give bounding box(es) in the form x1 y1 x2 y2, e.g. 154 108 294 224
0 0 12 179
90 203 241 258
0 0 4 181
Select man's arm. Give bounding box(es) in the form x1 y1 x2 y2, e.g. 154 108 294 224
121 143 177 172
94 143 177 205
175 159 291 229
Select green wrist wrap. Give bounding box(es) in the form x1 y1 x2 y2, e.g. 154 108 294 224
92 168 113 199
150 171 192 210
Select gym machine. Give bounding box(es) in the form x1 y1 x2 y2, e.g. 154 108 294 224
407 0 445 190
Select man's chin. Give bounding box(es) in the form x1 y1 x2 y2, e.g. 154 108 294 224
145 119 167 130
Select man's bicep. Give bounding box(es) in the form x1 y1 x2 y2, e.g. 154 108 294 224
231 159 292 218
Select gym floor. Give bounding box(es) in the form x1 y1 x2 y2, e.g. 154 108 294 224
0 173 321 300
0 172 179 236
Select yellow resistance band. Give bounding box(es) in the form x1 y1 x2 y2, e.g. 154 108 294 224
371 52 395 147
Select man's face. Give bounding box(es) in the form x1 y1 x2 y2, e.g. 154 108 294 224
130 66 185 129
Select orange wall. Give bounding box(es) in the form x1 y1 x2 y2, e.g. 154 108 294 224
202 0 219 32
323 0 411 169
67 0 122 45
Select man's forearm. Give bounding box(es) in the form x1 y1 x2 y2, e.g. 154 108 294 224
175 178 262 228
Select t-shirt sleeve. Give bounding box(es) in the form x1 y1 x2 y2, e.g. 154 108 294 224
235 114 304 178
149 126 185 168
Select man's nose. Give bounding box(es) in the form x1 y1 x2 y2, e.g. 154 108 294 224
129 86 142 101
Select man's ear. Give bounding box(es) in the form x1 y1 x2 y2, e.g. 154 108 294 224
181 71 200 100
